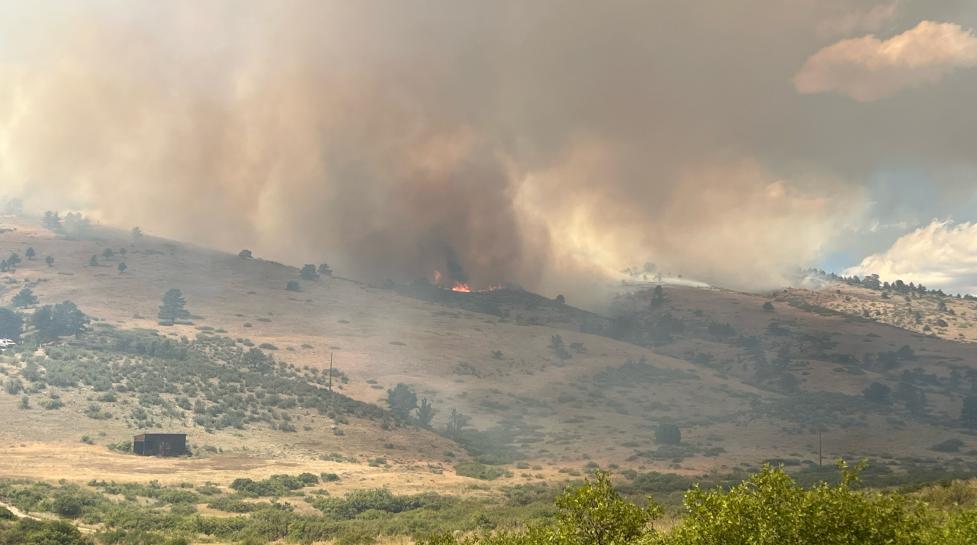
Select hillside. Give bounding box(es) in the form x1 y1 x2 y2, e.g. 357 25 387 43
0 213 976 494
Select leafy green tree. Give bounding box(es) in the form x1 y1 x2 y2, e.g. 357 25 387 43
6 252 20 269
117 262 127 274
32 301 89 340
0 308 23 341
666 463 928 545
131 226 143 241
286 280 301 292
554 470 661 545
318 263 333 276
417 398 435 427
25 247 35 260
11 287 38 308
158 289 191 322
102 248 114 259
239 249 253 258
45 255 54 267
387 383 418 420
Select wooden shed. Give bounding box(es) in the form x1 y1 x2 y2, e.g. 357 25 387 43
132 433 188 456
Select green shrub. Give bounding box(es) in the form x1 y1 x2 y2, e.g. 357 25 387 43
455 462 512 481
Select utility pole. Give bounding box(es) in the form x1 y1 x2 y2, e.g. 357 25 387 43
818 429 823 468
328 352 334 393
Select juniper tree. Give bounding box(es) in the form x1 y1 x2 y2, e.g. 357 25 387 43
158 289 191 321
11 288 38 308
386 383 418 420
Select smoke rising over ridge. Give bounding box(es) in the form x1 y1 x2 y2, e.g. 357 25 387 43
3 1 977 295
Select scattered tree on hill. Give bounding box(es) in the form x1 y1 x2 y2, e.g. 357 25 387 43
650 285 665 307
32 301 89 340
89 255 98 266
62 212 91 238
117 262 127 274
6 253 20 269
42 211 62 231
550 334 572 360
762 301 775 312
417 398 435 427
45 255 54 267
12 288 38 308
556 294 566 305
25 247 35 260
158 289 191 322
238 249 253 258
0 308 23 341
655 423 682 445
317 263 332 276
445 408 470 438
386 383 418 420
300 264 319 280
962 395 977 429
895 381 927 416
102 248 114 259
862 382 891 404
131 226 143 241
286 280 301 292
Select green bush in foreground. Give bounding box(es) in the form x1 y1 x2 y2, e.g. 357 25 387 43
424 465 977 545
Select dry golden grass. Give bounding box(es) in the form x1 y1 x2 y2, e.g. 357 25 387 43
1 214 976 492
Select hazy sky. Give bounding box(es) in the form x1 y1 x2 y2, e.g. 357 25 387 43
2 1 977 295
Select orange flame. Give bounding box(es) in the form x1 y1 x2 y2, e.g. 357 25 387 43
431 269 500 292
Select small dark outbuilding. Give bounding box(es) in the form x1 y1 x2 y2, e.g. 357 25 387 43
133 433 188 457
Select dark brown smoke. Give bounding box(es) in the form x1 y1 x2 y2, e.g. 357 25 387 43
4 1 976 296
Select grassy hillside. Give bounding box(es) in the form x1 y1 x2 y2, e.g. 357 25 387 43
0 212 976 494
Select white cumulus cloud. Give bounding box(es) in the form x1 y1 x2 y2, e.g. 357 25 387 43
846 220 977 293
794 20 977 101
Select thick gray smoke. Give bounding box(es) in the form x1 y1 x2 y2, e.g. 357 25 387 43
3 1 976 295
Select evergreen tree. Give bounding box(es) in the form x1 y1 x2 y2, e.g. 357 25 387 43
0 308 23 341
417 398 435 427
158 289 191 321
25 247 35 260
32 301 89 340
962 395 977 429
386 383 418 420
11 288 38 308
300 264 319 280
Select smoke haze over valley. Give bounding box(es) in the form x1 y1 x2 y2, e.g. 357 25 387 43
3 1 977 296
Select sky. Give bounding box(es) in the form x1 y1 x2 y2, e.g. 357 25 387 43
2 1 977 296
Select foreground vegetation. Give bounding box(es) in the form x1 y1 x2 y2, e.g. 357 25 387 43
0 465 975 545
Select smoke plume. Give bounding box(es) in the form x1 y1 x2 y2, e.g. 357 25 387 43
3 1 975 296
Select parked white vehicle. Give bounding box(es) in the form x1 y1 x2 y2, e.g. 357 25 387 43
0 339 15 348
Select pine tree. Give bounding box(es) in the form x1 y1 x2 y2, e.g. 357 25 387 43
158 289 191 322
